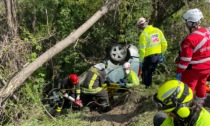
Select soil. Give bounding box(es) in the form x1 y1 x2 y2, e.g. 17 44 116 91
84 89 155 126
85 90 210 126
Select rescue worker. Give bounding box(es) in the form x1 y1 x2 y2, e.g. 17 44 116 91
56 74 81 113
137 17 167 88
118 62 140 88
175 8 210 105
81 63 110 112
153 80 210 126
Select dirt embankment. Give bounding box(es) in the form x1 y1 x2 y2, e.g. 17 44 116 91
85 90 210 126
85 89 156 126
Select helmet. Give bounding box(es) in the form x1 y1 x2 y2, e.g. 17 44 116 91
94 63 105 71
137 17 147 25
123 62 131 74
183 8 203 23
153 80 193 118
123 62 131 69
137 17 148 29
68 74 79 84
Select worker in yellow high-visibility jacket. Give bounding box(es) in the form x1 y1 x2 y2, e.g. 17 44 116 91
137 17 167 88
153 80 210 126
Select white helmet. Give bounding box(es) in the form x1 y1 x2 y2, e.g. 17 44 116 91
182 8 203 23
94 63 105 70
137 17 147 25
123 62 131 69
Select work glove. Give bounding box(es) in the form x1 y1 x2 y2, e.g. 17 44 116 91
75 100 83 107
176 73 182 81
76 94 80 100
75 100 82 105
159 55 164 62
139 62 143 67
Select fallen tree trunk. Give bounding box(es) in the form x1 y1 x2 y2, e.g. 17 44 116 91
0 0 122 106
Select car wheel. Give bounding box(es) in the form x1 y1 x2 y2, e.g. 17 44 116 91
109 44 127 62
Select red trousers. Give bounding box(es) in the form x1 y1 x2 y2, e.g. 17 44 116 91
181 69 210 98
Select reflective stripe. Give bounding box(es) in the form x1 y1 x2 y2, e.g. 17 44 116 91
178 64 188 69
56 107 62 112
148 42 160 48
192 31 205 36
91 67 99 74
180 57 191 61
186 29 210 65
193 37 208 53
76 89 81 94
190 57 210 64
88 74 97 89
81 87 102 94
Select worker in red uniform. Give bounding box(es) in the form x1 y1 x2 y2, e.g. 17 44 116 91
175 8 210 105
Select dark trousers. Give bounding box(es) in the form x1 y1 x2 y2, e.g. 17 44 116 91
81 89 109 107
154 112 186 126
142 54 160 86
153 112 167 126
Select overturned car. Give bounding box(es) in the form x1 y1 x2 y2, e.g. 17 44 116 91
79 44 139 84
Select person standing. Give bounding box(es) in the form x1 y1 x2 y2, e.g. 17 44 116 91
118 62 140 88
175 8 210 105
137 17 167 88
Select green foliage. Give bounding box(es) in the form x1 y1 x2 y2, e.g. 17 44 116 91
28 52 37 62
116 0 153 44
21 113 89 126
3 0 210 125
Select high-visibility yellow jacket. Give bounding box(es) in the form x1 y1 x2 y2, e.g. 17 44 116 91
125 70 139 87
139 25 167 62
161 108 210 126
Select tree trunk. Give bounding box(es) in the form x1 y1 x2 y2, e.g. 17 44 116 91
150 0 193 26
4 0 18 37
0 0 122 106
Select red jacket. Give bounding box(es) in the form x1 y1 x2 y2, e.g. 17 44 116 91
176 28 210 73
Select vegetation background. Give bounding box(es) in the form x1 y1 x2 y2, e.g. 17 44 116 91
0 0 210 125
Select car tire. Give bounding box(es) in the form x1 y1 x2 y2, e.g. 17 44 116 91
109 44 128 62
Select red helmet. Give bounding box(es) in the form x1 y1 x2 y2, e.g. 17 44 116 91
68 74 79 84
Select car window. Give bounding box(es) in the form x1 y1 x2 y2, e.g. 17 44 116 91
106 67 124 83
